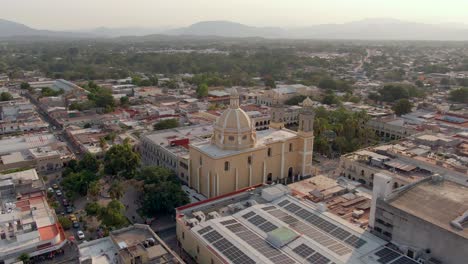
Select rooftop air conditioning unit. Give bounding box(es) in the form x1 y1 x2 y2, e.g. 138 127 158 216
193 211 206 222
207 211 221 220
186 218 199 227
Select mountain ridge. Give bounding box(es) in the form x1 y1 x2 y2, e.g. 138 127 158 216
1 18 468 40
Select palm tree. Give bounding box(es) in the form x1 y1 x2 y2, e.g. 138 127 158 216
109 181 124 200
18 253 30 263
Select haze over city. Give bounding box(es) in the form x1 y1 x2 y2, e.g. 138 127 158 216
2 0 468 30
0 1 467 264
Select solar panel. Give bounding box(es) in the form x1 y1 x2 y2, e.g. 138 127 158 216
220 219 238 226
329 227 352 240
284 203 302 213
242 211 256 219
197 226 213 235
292 243 316 258
391 256 420 264
249 215 267 226
212 238 256 264
306 252 331 264
203 230 223 243
277 200 290 207
259 221 278 233
262 205 277 211
375 248 394 257
344 235 367 248
222 219 296 264
377 250 400 264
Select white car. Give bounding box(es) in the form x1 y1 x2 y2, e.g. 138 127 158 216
56 190 62 196
47 187 54 193
77 230 85 240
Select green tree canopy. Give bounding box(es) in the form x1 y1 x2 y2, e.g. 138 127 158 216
85 201 101 216
448 87 468 103
79 153 100 173
58 216 72 230
104 142 140 179
98 200 128 228
153 119 179 130
109 181 124 200
41 87 64 97
138 166 189 216
284 95 307 105
120 96 129 107
61 170 99 198
392 99 413 116
0 92 13 101
196 83 209 98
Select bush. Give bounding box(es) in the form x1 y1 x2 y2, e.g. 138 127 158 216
58 216 72 230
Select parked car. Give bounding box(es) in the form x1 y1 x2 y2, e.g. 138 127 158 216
47 187 54 193
77 230 85 240
52 184 59 189
69 214 77 222
66 206 73 214
62 199 69 206
72 221 80 228
55 190 62 196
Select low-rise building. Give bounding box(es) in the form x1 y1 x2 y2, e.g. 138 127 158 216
370 173 468 264
0 169 67 264
176 184 421 264
140 124 213 184
78 224 183 264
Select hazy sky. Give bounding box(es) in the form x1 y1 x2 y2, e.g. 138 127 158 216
2 0 468 30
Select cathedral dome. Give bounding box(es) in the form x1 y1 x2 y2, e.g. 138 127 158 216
302 97 314 107
212 88 256 150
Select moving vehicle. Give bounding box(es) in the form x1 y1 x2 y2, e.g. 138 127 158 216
77 230 85 240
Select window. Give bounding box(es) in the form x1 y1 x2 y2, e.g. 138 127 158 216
289 143 293 152
267 148 272 157
242 135 247 140
228 136 235 141
182 232 185 240
224 161 230 171
197 245 200 254
199 156 202 165
247 156 252 165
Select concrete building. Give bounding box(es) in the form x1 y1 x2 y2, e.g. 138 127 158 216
339 132 467 189
256 84 318 106
188 89 315 198
0 169 67 264
140 125 213 184
176 184 420 264
370 173 468 264
367 117 419 141
78 224 183 264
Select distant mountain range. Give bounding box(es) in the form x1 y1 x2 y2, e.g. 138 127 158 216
1 18 468 40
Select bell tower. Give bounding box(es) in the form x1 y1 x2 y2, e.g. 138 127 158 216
269 92 285 129
298 97 315 177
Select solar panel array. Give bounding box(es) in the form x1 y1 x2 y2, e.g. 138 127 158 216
278 199 367 249
222 219 296 264
375 247 401 264
242 211 279 233
198 227 255 264
292 244 331 264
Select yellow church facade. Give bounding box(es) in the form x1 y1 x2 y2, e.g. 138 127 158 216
188 89 315 198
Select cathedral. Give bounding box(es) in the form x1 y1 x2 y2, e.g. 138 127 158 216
189 88 315 198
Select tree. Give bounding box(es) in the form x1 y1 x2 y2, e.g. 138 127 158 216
20 82 30 90
196 83 209 98
58 216 72 230
139 166 189 216
153 119 179 130
99 200 127 228
18 253 30 263
88 181 100 199
109 181 124 200
41 87 64 97
415 80 424 87
79 153 100 173
0 92 13 101
120 96 129 107
61 170 99 198
392 99 413 116
284 95 307 105
322 92 340 105
448 87 468 103
264 77 276 88
104 142 140 179
85 202 101 216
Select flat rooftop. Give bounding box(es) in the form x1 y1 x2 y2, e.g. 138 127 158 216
388 179 468 239
191 128 297 158
177 185 419 264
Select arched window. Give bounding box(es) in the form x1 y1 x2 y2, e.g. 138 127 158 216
247 156 252 165
267 173 272 182
267 148 272 157
199 156 202 165
224 161 230 171
289 143 293 152
393 182 399 189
